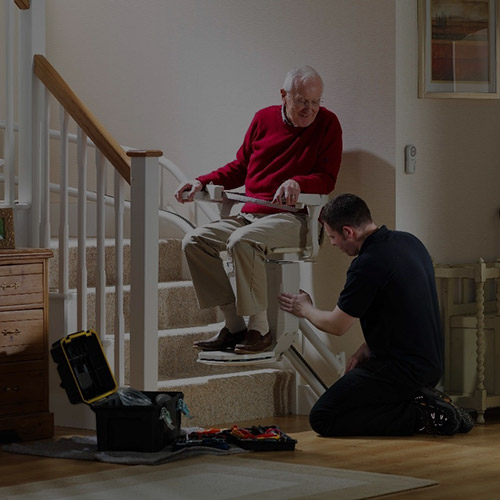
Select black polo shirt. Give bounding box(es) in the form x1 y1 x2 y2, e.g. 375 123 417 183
337 225 443 386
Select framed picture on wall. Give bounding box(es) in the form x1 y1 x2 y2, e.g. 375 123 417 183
0 208 15 249
418 0 500 98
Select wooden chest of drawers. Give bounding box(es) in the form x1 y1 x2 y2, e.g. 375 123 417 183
0 248 54 441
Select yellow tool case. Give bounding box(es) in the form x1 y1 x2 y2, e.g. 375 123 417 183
51 329 184 452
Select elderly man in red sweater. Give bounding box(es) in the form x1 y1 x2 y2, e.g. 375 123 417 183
175 66 342 354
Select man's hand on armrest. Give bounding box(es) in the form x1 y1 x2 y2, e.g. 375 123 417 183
272 179 300 206
174 180 203 203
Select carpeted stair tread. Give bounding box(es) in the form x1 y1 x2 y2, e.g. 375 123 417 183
159 367 286 386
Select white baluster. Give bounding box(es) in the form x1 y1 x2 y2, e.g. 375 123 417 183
114 170 126 386
58 107 69 295
77 128 88 331
96 150 107 339
40 87 51 248
31 76 42 248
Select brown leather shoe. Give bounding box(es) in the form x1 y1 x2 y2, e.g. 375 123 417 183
193 327 247 351
234 330 273 354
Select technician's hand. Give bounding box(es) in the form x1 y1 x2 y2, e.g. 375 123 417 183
278 289 312 318
174 180 203 203
272 179 300 206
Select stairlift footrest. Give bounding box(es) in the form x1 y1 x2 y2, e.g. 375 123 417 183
197 330 298 366
197 349 279 365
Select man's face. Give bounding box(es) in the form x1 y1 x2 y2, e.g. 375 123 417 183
281 79 323 128
324 223 360 257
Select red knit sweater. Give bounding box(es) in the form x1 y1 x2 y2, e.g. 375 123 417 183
197 105 342 214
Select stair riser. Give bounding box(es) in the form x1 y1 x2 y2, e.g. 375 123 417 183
121 330 249 380
49 239 182 289
86 285 216 332
158 332 249 378
158 371 294 427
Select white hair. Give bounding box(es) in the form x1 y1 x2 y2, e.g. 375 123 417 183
282 66 324 93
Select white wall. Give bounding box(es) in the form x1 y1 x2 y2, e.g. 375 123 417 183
396 0 500 264
0 0 495 394
44 0 397 373
4 0 499 390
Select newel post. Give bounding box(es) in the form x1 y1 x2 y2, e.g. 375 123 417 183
128 150 162 390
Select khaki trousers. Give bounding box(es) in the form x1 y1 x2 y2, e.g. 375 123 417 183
182 212 307 316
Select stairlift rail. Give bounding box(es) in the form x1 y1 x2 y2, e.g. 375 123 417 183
299 318 345 376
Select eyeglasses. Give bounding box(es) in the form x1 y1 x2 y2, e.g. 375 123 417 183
288 94 323 109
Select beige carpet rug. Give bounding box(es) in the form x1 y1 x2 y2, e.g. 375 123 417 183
0 455 436 500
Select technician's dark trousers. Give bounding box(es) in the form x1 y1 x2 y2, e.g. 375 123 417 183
309 359 429 436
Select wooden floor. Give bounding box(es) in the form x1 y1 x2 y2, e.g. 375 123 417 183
1 412 500 499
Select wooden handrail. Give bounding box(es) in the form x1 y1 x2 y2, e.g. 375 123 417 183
15 0 30 9
33 54 131 183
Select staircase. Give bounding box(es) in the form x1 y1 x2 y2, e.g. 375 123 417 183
49 237 295 427
4 2 296 429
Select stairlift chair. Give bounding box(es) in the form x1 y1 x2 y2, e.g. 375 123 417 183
186 185 327 366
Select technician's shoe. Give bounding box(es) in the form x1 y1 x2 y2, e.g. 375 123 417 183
193 327 247 351
417 386 474 433
414 392 461 436
234 330 273 354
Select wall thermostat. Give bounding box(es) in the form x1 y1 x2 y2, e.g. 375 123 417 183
405 145 417 174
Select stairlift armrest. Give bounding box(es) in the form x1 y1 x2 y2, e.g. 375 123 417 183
183 185 236 217
195 184 225 201
181 184 224 202
295 193 323 208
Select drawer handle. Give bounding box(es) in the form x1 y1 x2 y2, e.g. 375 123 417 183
1 282 21 290
2 385 20 392
2 328 21 336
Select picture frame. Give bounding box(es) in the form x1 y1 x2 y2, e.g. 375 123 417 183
418 0 500 98
0 208 16 249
